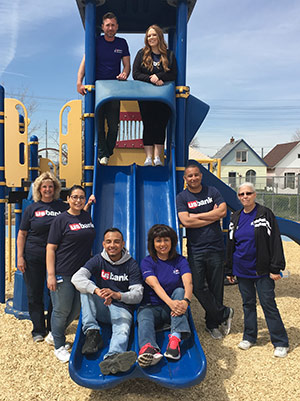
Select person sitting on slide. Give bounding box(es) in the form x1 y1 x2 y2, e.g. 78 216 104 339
72 228 143 375
137 224 192 368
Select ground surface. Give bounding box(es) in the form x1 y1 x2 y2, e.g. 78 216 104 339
0 241 299 401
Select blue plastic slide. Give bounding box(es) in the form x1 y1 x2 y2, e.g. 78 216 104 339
69 160 207 389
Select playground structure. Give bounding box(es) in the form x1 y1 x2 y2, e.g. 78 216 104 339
1 0 300 391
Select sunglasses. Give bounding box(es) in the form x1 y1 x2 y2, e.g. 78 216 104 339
238 192 254 197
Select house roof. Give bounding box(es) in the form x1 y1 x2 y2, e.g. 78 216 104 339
189 147 211 161
263 141 300 168
213 138 267 165
213 139 243 159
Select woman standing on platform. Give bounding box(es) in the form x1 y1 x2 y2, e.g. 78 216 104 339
17 172 69 343
133 25 177 167
47 185 96 363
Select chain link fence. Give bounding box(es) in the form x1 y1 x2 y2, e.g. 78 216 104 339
221 176 300 222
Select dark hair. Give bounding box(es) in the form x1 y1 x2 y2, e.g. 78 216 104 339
104 227 124 240
184 162 201 175
147 224 178 261
102 12 118 23
68 185 86 197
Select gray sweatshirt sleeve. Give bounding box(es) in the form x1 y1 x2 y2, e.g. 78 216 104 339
71 267 97 295
120 284 144 304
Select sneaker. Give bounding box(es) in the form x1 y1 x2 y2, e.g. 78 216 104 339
98 156 109 165
205 327 223 340
54 346 70 363
33 334 44 343
164 335 181 360
274 346 289 358
99 351 137 375
138 343 163 368
221 308 234 336
154 156 163 166
144 157 152 166
82 329 103 355
45 332 71 350
238 340 255 350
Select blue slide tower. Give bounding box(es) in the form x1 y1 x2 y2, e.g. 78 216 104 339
70 0 208 389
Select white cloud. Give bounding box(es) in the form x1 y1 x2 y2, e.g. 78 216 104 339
0 1 20 79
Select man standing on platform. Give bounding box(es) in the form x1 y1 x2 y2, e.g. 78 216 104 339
77 12 130 165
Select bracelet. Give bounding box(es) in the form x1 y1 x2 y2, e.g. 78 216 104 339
183 297 191 305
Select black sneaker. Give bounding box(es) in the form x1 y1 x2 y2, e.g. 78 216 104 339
99 351 137 375
82 329 103 355
164 335 181 360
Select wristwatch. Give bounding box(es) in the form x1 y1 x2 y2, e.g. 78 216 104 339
184 297 191 305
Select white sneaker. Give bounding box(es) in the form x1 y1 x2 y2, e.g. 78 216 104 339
45 332 71 350
54 346 70 363
238 340 255 350
45 332 54 345
144 157 152 166
98 157 109 165
274 347 289 358
205 327 223 340
154 156 163 166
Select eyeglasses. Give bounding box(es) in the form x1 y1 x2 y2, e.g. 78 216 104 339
70 195 85 201
238 192 254 197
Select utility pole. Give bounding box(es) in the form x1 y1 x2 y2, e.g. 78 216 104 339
45 120 48 158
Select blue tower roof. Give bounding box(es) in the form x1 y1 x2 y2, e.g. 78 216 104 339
76 0 197 33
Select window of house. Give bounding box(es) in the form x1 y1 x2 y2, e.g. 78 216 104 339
298 154 300 158
284 172 295 189
246 169 256 185
236 150 247 162
228 172 236 188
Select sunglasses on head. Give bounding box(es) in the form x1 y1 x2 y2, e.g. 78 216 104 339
238 192 254 197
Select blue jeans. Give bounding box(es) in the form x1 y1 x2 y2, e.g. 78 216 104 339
137 288 191 350
188 250 229 329
81 293 132 358
50 276 80 349
98 100 120 158
238 276 289 347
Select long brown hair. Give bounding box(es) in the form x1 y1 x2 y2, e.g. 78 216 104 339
142 25 170 73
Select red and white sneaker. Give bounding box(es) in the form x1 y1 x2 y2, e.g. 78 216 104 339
138 343 163 368
164 335 181 360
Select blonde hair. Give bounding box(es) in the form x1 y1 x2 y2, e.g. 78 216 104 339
32 172 61 202
142 25 170 72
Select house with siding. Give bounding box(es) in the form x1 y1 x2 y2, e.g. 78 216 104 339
263 141 300 193
213 137 267 189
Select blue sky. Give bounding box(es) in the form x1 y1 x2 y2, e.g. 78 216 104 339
1 0 300 158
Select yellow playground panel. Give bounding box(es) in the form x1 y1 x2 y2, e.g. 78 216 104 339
59 100 83 187
4 98 28 187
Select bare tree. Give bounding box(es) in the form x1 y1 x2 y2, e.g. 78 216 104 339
291 129 300 141
5 85 41 136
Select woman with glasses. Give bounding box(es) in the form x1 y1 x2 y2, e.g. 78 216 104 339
225 182 289 358
46 185 96 363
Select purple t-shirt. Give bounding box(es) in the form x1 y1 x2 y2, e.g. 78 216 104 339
140 255 191 306
47 210 96 276
95 36 130 80
176 185 225 252
233 206 264 278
